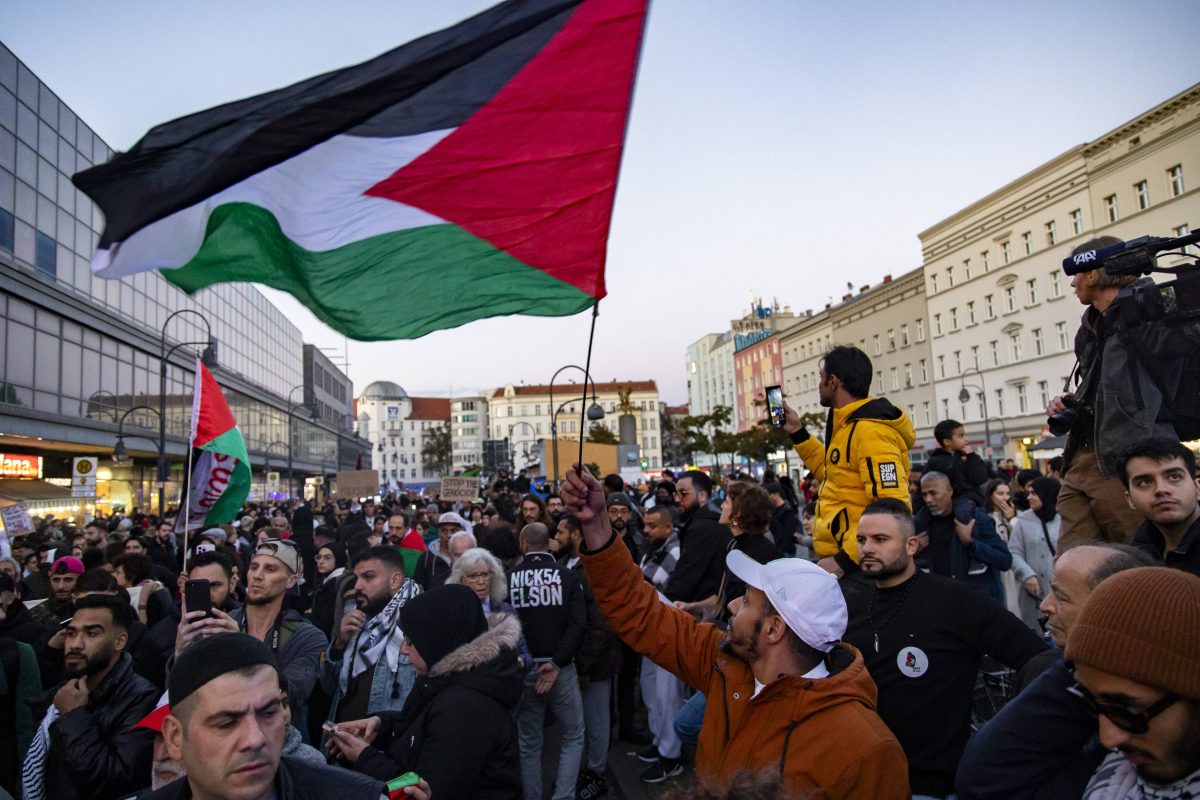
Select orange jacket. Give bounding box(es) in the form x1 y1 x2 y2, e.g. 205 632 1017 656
582 536 909 798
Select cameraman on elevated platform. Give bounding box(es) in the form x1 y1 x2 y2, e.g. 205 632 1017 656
1052 235 1200 549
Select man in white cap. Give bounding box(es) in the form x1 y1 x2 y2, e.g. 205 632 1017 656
413 512 469 590
560 464 909 798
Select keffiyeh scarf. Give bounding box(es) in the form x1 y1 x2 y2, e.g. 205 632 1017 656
21 704 58 800
339 578 421 694
1085 750 1200 800
641 531 681 591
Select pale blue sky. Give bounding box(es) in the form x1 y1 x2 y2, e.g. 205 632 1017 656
1 1 1195 403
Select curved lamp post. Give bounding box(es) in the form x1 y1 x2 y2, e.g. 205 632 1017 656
548 365 605 481
159 310 218 516
114 405 163 510
958 366 991 456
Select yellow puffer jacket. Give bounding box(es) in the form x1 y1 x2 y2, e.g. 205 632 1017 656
793 397 916 571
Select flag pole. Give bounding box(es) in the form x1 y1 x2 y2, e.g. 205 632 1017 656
577 302 600 474
181 444 196 572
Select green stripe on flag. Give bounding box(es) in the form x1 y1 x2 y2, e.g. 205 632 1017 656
163 203 595 341
201 426 252 526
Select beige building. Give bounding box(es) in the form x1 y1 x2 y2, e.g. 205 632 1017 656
918 83 1200 463
780 269 937 464
487 380 663 473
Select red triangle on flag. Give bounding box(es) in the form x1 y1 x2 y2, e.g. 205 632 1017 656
192 358 238 449
365 0 648 301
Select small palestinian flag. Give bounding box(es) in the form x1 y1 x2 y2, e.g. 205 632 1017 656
181 356 252 530
73 0 649 340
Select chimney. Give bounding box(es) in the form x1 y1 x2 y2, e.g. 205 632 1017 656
883 274 893 284
842 293 853 301
825 303 832 310
859 284 870 293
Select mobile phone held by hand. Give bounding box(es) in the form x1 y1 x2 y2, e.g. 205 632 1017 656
766 385 786 427
184 579 213 618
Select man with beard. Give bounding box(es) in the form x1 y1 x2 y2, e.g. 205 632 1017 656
847 498 1044 799
663 472 731 605
322 546 421 725
30 556 83 631
183 540 326 726
23 593 157 800
144 520 179 579
547 494 565 520
412 512 467 590
562 464 909 797
1066 568 1200 797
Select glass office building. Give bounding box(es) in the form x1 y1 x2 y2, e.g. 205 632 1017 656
0 42 369 518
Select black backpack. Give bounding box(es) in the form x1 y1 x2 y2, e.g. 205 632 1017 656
1133 341 1200 442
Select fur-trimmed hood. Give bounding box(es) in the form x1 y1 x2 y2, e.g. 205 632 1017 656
429 611 522 678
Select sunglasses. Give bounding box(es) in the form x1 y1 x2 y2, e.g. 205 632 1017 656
1067 680 1178 734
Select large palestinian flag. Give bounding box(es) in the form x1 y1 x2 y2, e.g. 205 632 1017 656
72 0 648 340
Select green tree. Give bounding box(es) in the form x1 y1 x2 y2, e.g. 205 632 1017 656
586 424 619 445
421 423 453 476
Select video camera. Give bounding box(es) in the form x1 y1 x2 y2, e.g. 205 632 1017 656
1063 230 1200 327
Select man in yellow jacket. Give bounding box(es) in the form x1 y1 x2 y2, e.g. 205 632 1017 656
785 346 916 578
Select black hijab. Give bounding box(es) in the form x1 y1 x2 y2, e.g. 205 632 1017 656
400 584 488 671
1030 477 1061 524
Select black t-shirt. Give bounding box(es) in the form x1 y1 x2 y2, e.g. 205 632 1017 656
843 570 1046 797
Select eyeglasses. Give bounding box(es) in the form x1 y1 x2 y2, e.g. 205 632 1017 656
1067 680 1178 734
464 571 491 581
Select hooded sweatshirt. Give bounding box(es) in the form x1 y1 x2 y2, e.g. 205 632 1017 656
792 397 916 572
583 533 909 798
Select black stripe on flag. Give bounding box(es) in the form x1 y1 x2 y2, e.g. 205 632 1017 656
73 0 582 248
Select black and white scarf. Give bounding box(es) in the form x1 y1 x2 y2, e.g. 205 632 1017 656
641 530 681 591
1085 750 1200 800
21 704 58 800
339 578 421 694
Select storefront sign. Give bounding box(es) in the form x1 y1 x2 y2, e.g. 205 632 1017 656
439 476 478 502
72 457 97 498
1 504 33 535
336 470 380 500
0 453 42 479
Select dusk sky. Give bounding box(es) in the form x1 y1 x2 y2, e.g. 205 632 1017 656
1 0 1194 404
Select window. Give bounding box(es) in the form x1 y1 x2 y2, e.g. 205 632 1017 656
873 334 881 355
1027 278 1039 305
1016 384 1028 415
937 355 946 378
950 307 958 330
919 359 928 383
981 250 990 271
34 230 55 277
941 398 950 420
1038 381 1050 409
904 363 913 386
1001 241 1012 264
930 274 939 293
1004 287 1017 312
0 208 13 252
990 340 1001 366
915 319 925 341
890 368 898 391
953 350 961 374
900 324 910 346
1070 209 1083 235
887 329 895 350
1010 333 1023 361
1167 165 1184 197
995 388 1006 417
1033 328 1045 356
946 267 955 287
971 345 980 369
1021 231 1032 256
985 294 995 319
963 258 972 279
934 314 942 336
876 370 883 394
967 301 976 324
1045 220 1057 246
1104 194 1119 223
977 393 986 420
1055 321 1069 351
1050 270 1063 298
1131 180 1151 212
923 401 932 426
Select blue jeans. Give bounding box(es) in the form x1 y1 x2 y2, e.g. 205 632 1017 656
673 690 706 748
518 663 585 800
580 678 611 773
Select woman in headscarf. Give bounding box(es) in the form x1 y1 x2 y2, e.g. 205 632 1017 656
307 542 348 640
1009 476 1062 631
325 584 525 799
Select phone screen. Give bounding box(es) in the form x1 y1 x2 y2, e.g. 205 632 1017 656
765 385 785 427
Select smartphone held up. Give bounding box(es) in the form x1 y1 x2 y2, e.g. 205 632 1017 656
766 385 786 427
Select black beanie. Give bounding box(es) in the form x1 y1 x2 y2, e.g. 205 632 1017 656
170 632 278 708
400 584 487 671
1030 477 1061 523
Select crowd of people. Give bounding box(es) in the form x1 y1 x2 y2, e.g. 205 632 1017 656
0 236 1197 799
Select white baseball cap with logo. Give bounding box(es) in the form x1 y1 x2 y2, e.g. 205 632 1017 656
725 551 848 653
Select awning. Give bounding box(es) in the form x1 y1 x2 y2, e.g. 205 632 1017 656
1027 434 1068 459
0 479 74 504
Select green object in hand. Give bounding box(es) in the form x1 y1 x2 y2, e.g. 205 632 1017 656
387 772 421 791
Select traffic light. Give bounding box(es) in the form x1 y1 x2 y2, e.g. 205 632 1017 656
640 457 649 469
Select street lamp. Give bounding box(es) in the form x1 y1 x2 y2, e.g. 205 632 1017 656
548 365 604 481
114 405 163 509
507 421 538 473
159 310 218 517
958 366 992 457
261 441 289 501
285 386 321 502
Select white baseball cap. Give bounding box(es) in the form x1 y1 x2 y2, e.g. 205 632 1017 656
725 551 847 653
